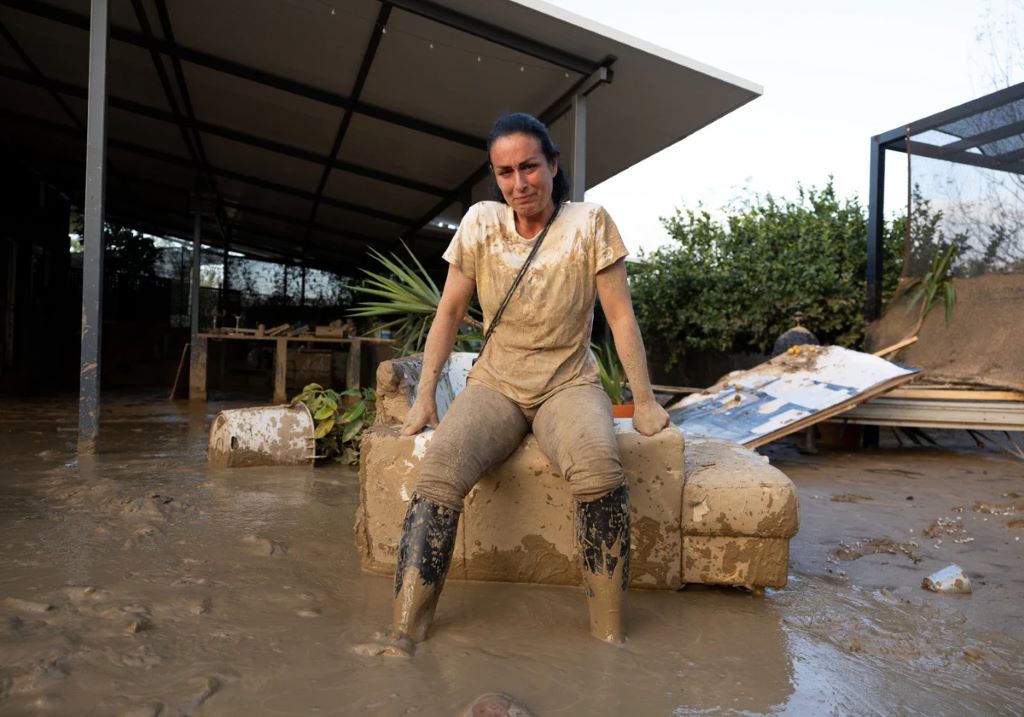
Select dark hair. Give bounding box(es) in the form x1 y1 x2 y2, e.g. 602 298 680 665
486 112 571 205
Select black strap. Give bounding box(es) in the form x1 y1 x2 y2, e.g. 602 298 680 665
475 204 561 363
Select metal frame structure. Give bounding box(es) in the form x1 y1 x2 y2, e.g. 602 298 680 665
866 82 1024 320
0 0 761 451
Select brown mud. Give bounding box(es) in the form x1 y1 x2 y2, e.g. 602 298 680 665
1 395 1022 715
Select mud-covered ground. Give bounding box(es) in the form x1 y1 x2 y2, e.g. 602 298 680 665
0 394 1021 716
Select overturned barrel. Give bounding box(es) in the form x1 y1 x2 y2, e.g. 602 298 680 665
208 404 316 468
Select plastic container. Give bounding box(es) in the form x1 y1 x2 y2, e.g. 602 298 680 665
208 403 316 468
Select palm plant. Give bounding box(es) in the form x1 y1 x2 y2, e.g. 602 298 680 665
905 242 957 336
593 338 629 405
348 242 482 355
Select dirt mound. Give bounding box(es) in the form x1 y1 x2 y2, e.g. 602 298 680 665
865 273 1024 391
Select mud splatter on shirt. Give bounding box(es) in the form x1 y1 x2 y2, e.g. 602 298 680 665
442 201 628 408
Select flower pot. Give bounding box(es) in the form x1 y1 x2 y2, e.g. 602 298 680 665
611 403 635 419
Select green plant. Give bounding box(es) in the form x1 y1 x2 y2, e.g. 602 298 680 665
905 241 957 333
629 180 908 367
348 242 481 355
290 383 376 465
593 339 628 405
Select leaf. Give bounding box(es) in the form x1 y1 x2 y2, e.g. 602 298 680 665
313 405 335 421
944 283 956 325
313 417 335 439
341 418 364 444
340 401 366 424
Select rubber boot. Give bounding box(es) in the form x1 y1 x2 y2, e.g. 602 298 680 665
575 484 630 644
392 494 460 642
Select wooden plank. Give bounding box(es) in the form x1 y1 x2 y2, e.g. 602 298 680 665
885 387 1024 401
839 397 1024 430
169 342 190 400
188 336 207 401
315 325 345 338
872 335 918 357
650 383 703 395
273 338 288 404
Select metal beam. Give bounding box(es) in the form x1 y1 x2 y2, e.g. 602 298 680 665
78 0 108 453
402 61 613 238
302 2 393 263
941 118 1024 154
875 82 1024 147
838 397 1024 431
904 82 1024 138
0 17 84 133
865 135 885 321
893 138 1024 175
129 0 231 244
0 63 452 195
570 92 586 202
388 0 598 75
995 145 1024 165
0 106 419 225
220 199 382 245
190 192 201 341
0 0 487 149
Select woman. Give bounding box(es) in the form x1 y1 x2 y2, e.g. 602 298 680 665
367 112 668 656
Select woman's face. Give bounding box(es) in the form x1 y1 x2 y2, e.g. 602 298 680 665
489 132 557 220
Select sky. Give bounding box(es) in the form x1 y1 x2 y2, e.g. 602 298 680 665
541 0 1022 255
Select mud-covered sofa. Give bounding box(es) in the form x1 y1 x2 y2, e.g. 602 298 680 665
355 353 799 591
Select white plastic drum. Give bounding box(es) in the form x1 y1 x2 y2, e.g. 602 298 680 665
208 403 316 468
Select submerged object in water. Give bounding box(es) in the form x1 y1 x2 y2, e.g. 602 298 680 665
922 564 972 594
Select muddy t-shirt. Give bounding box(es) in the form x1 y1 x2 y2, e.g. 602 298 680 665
442 201 628 408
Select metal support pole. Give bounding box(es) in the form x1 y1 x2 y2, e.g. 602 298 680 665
220 233 229 313
299 265 306 307
570 93 587 202
190 193 201 340
78 0 110 453
866 136 886 321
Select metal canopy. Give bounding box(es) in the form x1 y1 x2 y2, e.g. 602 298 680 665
865 81 1024 319
0 0 761 273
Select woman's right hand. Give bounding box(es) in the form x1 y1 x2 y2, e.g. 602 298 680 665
401 396 440 436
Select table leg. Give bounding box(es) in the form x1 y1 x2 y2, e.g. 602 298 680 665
346 339 362 393
273 338 288 404
189 336 207 401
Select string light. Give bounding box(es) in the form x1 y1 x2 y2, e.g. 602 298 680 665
307 0 576 79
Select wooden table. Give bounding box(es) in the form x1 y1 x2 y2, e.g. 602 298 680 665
189 333 393 403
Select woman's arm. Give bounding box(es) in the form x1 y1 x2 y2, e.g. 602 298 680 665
595 258 670 436
401 264 477 435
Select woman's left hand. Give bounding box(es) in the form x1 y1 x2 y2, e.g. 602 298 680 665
632 399 670 436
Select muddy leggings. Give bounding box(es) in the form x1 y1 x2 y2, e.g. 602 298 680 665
414 381 625 511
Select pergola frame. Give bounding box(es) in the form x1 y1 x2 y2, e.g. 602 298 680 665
866 82 1024 320
52 0 610 450
0 0 761 451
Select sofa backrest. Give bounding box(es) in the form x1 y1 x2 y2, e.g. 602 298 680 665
374 352 476 426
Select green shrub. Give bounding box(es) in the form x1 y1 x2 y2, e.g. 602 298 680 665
630 180 905 367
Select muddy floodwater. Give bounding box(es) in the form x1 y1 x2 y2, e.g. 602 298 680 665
1 394 1022 715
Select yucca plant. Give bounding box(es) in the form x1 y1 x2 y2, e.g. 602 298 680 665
905 242 957 335
348 242 482 355
592 338 629 405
